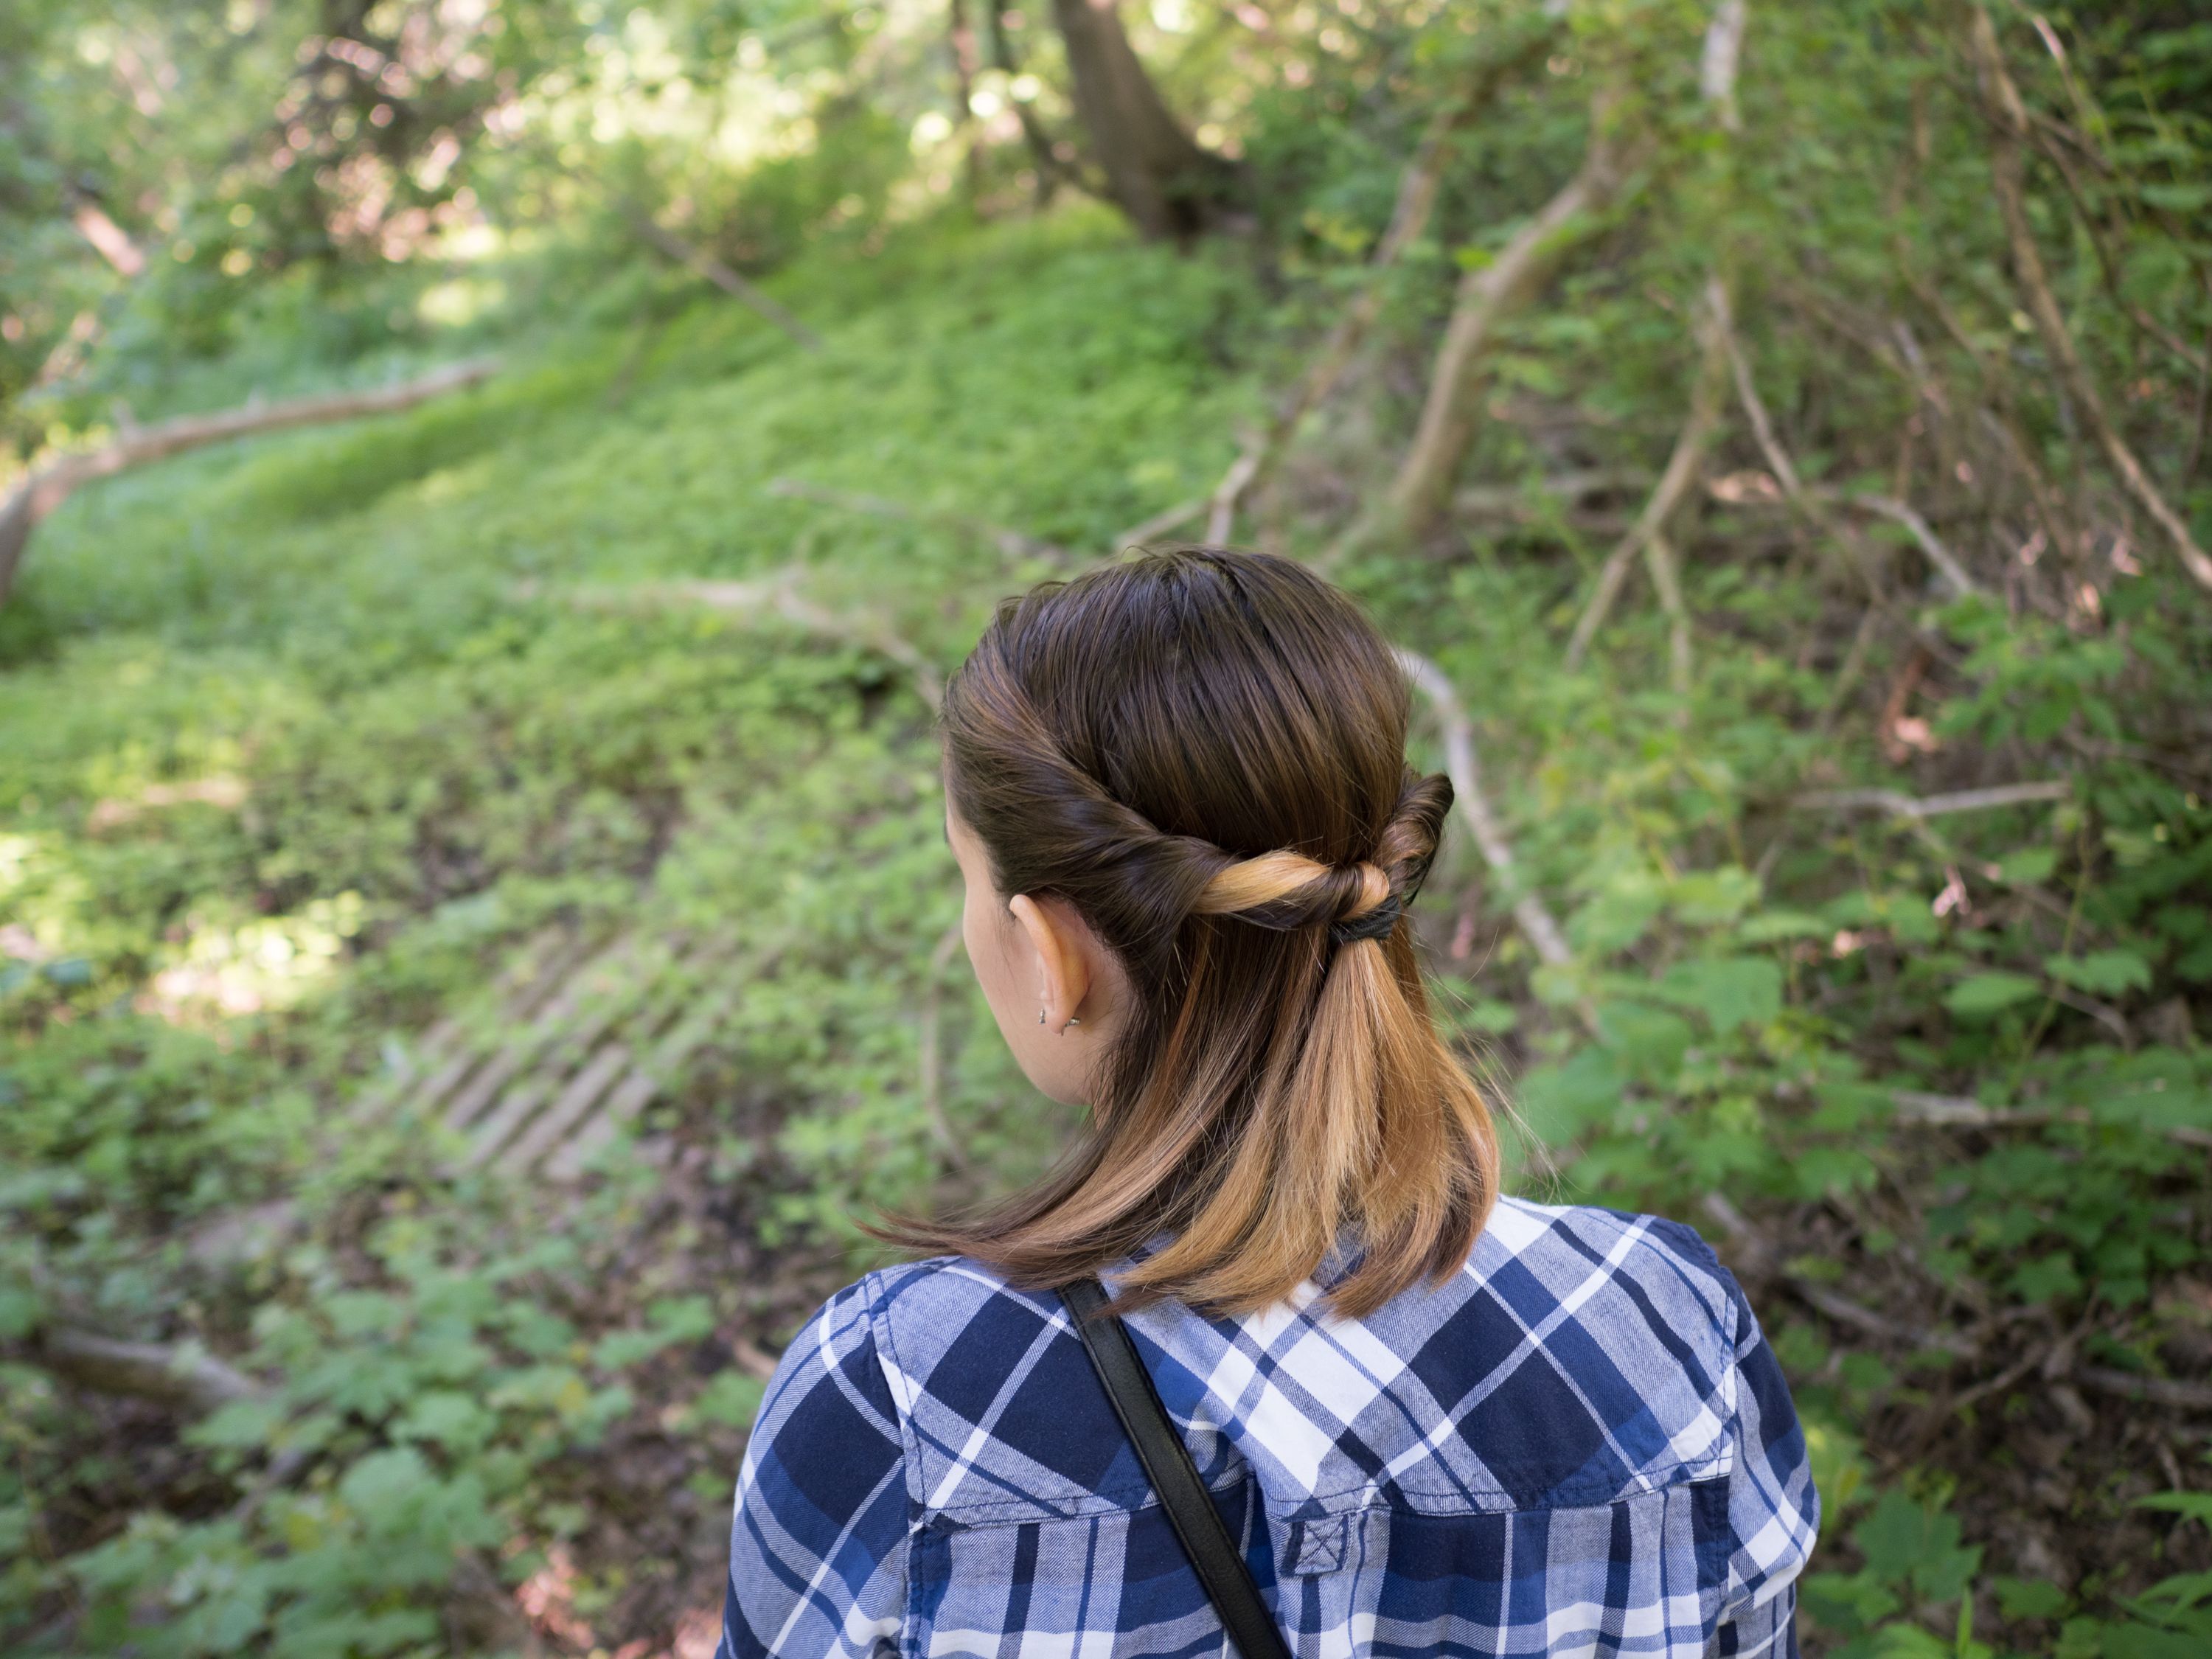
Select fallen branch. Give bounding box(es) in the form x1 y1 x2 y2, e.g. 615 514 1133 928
0 358 500 607
1642 528 1693 707
1332 87 1632 562
1206 35 1552 543
1790 779 2070 818
1394 650 1584 1011
33 1326 267 1413
1698 1193 1981 1357
1714 285 1986 601
1891 1088 2212 1152
2076 1366 2212 1413
622 207 824 352
1827 491 1979 599
1565 305 1729 667
1966 7 2212 595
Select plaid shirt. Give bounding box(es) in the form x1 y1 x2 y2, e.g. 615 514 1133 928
717 1197 1819 1658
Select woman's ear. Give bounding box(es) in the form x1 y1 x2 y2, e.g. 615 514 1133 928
1008 893 1095 1032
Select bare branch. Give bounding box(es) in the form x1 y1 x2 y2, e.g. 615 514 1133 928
1790 779 2069 818
1334 88 1632 560
70 200 146 279
34 1326 266 1413
622 206 824 352
1966 7 2212 594
1205 39 1552 543
1565 307 1729 666
1829 492 1979 599
1699 0 1747 133
1394 649 1584 1010
1113 497 1207 549
1891 1088 2211 1150
1712 283 1985 599
0 358 500 607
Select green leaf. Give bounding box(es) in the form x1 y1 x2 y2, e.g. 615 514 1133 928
1944 973 2042 1018
1655 956 1784 1034
2139 1492 2212 1528
1996 847 2057 886
1516 1048 1628 1144
1993 1576 2069 1620
1852 1487 1931 1586
394 1391 495 1453
1737 909 1827 943
1567 877 1665 954
1669 866 1761 926
1596 1001 1696 1084
2043 950 2152 998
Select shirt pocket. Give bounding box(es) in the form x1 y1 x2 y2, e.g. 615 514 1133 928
1362 1477 1733 1658
908 1478 1273 1659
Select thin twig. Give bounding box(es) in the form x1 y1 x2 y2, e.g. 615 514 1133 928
1394 650 1596 1037
1790 779 2069 818
1641 527 1694 710
622 206 823 352
1966 7 2212 594
1565 306 1729 665
1891 1089 2212 1152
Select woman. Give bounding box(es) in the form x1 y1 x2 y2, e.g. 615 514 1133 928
717 549 1818 1658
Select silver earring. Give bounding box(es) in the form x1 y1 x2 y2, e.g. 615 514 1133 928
1066 1017 1082 1026
1037 1007 1046 1025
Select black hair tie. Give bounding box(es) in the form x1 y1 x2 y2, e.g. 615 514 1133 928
1328 893 1402 946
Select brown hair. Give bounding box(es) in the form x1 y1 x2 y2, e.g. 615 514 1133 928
892 547 1500 1318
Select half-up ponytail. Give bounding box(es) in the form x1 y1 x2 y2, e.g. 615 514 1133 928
890 549 1500 1318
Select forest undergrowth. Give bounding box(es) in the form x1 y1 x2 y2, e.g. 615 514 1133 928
4 5 2212 1656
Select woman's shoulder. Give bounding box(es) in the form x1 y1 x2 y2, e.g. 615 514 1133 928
820 1202 1766 1514
815 1255 1159 1524
1478 1193 1751 1340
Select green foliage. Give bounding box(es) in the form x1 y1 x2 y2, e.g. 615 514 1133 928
4 0 2211 1652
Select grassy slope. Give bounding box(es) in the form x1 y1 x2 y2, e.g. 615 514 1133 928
4 201 2211 1654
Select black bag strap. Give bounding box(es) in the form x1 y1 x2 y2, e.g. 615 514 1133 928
1060 1278 1294 1659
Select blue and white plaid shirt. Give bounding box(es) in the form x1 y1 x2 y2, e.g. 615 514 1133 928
717 1197 1819 1658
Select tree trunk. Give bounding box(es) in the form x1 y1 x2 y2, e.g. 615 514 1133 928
947 0 984 199
989 3 1072 202
1049 0 1238 241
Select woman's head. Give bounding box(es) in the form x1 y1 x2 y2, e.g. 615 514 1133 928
911 548 1498 1317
